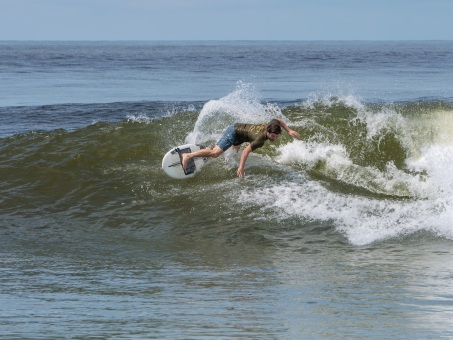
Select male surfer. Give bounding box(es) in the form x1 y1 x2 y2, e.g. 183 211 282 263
182 118 300 177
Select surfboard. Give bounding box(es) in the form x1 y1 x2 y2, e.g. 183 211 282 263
162 144 209 179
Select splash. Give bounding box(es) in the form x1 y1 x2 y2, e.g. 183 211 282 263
126 114 152 123
185 82 282 145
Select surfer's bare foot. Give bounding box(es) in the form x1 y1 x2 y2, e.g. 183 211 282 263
181 153 190 169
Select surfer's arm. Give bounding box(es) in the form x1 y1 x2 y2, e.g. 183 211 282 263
237 144 253 177
277 119 300 139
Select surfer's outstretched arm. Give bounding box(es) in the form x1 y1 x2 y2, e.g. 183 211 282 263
277 119 300 139
237 144 252 177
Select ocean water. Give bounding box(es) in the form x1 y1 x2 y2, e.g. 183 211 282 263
1 41 453 339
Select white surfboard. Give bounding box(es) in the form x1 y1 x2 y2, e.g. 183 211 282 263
162 144 209 179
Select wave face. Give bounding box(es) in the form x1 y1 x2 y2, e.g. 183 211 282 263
2 84 453 246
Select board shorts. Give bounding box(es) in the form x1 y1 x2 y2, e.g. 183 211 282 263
216 124 236 151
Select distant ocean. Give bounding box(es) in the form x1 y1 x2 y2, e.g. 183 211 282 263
1 41 453 339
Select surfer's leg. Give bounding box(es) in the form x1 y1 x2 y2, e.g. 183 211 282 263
182 146 224 169
182 124 234 170
181 147 223 169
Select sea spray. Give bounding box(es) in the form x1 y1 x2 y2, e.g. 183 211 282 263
185 82 282 145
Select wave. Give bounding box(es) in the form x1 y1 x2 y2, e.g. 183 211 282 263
2 84 453 245
238 93 453 245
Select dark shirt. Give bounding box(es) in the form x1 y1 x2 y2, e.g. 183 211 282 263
234 119 280 151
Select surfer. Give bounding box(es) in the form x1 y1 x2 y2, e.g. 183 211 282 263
182 118 300 177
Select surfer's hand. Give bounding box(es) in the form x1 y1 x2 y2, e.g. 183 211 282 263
289 129 300 139
237 166 245 177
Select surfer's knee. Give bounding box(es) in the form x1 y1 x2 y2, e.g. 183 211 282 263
210 147 224 158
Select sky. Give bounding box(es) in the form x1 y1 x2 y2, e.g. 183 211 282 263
1 0 453 41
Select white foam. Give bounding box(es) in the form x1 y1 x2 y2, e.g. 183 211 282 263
237 176 453 245
276 140 347 170
276 140 434 198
